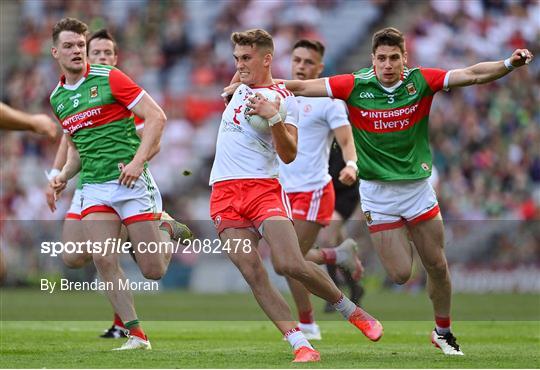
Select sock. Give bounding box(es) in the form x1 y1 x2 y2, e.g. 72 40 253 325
321 249 336 265
332 294 357 320
298 310 314 325
125 319 147 340
113 313 125 329
435 316 451 335
285 327 312 350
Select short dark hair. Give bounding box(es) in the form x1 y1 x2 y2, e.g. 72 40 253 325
231 29 274 55
372 27 405 54
293 39 325 57
52 17 88 45
87 29 118 55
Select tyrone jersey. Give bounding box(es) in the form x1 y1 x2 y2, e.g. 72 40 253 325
279 97 349 192
209 83 299 185
50 64 145 185
327 66 449 181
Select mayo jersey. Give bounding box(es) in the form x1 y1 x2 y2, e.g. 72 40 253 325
209 83 299 185
279 97 349 192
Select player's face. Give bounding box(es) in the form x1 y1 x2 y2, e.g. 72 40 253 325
233 44 271 86
291 47 324 80
372 45 407 87
88 38 117 66
51 31 87 75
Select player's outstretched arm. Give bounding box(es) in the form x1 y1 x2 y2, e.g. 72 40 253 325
0 102 59 140
45 135 70 212
334 125 358 186
51 136 80 198
282 78 328 97
448 49 534 88
120 93 166 187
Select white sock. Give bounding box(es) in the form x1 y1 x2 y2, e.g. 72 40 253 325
335 247 349 265
436 326 450 335
332 295 357 319
285 327 313 350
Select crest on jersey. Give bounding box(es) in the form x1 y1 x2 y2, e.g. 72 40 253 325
90 86 98 98
214 215 222 228
406 82 416 95
364 211 373 224
421 162 430 171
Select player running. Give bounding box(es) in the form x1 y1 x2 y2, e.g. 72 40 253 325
278 39 363 341
46 28 192 340
211 29 383 363
48 18 178 351
274 27 534 355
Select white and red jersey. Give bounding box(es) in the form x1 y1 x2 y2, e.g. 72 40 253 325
209 83 299 185
279 97 349 192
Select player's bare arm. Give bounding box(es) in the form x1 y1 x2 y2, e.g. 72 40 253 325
282 78 328 97
333 125 357 186
448 48 534 88
51 136 80 197
246 93 298 163
46 135 70 212
120 93 166 188
0 102 59 140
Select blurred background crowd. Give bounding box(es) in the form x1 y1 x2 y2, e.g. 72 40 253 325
1 0 539 292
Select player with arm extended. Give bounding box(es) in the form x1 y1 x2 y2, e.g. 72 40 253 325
276 27 533 355
48 18 180 351
210 29 383 363
45 28 192 340
0 102 60 140
277 39 363 341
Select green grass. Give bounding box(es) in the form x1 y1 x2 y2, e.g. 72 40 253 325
1 290 539 368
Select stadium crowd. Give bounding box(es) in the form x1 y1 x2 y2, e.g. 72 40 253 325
1 0 539 285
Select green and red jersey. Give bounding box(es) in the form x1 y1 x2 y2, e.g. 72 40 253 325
327 66 448 181
50 64 144 184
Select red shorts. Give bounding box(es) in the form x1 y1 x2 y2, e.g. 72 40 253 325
286 180 335 226
210 178 292 235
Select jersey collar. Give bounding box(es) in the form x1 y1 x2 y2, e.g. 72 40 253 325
373 66 405 93
60 63 90 90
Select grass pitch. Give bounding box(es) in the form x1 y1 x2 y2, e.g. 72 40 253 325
1 290 539 368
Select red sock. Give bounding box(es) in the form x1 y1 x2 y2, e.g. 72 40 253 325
113 313 125 328
299 310 314 324
128 325 147 340
321 249 336 265
435 315 451 334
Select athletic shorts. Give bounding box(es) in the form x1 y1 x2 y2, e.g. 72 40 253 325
360 178 440 233
286 180 335 226
210 178 292 236
65 188 82 220
80 169 162 225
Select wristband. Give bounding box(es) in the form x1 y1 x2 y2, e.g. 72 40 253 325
46 168 61 181
268 112 282 126
504 58 514 71
345 160 358 172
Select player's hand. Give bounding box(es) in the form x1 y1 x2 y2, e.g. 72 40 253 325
50 172 67 200
45 184 57 212
118 161 144 188
246 93 280 119
338 165 357 186
32 114 60 141
222 82 241 104
509 49 534 68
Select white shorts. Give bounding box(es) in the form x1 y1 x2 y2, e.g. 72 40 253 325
66 188 82 220
360 179 440 233
80 169 162 225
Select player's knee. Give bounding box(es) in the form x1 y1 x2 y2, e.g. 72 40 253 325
389 270 411 285
424 260 448 279
274 262 306 280
138 260 166 280
62 253 87 269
